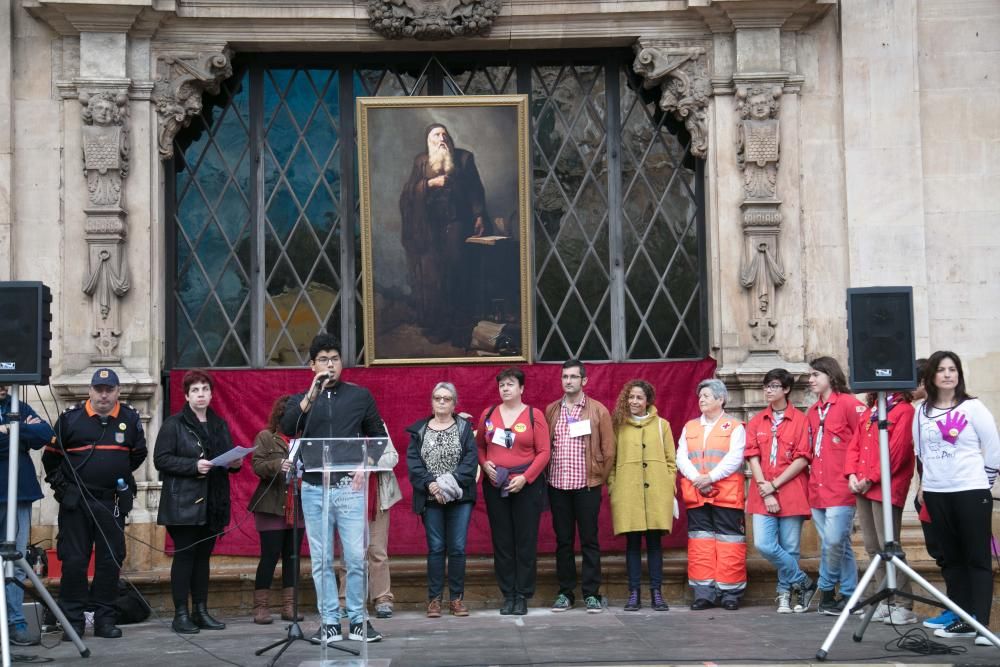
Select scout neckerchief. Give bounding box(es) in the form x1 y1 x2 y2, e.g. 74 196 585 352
769 408 786 467
864 393 897 433
813 401 831 457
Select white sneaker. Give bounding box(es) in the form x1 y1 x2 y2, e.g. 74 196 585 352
975 635 997 647
883 606 918 625
775 592 793 614
868 604 890 620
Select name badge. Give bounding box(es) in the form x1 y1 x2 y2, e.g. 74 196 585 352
491 429 507 446
568 420 591 437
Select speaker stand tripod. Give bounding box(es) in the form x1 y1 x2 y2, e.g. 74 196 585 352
1 385 89 667
816 391 1000 660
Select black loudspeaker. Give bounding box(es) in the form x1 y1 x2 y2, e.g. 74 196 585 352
846 286 916 391
0 281 52 384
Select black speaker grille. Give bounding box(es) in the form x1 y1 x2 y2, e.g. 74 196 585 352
847 287 916 391
0 282 51 384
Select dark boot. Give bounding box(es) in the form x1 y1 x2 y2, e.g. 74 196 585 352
512 596 528 616
172 606 200 634
651 588 669 611
191 602 226 630
499 598 515 615
624 589 640 611
281 587 303 621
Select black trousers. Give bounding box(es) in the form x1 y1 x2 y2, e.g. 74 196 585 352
923 489 993 623
548 485 603 600
914 497 945 568
483 476 544 600
56 498 125 627
166 524 218 609
255 528 299 589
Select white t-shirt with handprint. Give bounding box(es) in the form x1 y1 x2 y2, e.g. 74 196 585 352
914 398 1000 492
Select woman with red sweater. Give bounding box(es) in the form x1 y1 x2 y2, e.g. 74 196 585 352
477 367 551 615
845 391 916 625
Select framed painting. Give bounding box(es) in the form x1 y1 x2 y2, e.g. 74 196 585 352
357 95 531 365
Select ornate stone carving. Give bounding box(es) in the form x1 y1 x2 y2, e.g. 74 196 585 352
735 83 785 349
80 92 129 208
78 89 132 361
367 0 501 40
632 45 711 158
152 49 233 160
736 85 781 201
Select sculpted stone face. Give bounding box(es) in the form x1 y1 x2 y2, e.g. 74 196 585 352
92 99 115 126
749 94 771 121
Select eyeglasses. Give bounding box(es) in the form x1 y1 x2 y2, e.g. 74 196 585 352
561 374 582 380
763 383 784 391
314 356 339 365
432 395 455 402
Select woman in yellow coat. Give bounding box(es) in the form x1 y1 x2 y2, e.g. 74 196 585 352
608 379 677 612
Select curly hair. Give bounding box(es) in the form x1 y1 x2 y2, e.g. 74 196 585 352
612 379 655 429
266 394 292 433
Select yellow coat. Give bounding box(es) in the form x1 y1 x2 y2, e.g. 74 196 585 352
608 407 677 534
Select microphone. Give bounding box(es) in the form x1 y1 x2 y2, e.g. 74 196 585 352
314 372 330 387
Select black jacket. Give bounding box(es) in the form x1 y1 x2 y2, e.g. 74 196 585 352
281 381 387 485
154 405 237 528
406 415 478 515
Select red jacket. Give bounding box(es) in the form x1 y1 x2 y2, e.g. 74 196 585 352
806 392 865 509
844 399 915 508
745 405 812 517
476 406 551 484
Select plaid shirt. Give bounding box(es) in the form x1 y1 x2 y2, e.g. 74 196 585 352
548 396 588 490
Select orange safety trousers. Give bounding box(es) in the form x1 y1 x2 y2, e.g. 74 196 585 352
686 504 747 596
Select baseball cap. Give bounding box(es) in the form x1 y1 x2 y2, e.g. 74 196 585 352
90 368 120 387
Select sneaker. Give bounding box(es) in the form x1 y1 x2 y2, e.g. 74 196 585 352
9 624 40 646
551 594 573 612
623 589 640 612
934 619 977 639
426 598 442 618
923 609 958 629
975 635 996 647
309 624 343 645
375 601 393 619
651 589 669 612
817 589 844 616
775 591 793 614
883 606 918 625
348 621 382 643
793 579 817 613
584 595 603 613
869 604 890 621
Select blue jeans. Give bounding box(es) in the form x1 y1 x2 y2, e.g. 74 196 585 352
752 514 809 593
301 481 366 625
811 505 858 597
1 502 32 627
423 501 473 600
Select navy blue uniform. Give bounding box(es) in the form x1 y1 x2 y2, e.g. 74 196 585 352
43 400 146 630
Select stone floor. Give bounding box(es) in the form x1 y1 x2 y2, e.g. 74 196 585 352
9 601 1000 667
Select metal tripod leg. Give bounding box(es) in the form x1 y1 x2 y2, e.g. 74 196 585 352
816 552 883 660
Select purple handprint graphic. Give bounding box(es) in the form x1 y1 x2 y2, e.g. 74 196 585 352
936 411 968 445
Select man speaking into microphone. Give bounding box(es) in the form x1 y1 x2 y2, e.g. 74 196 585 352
281 333 388 645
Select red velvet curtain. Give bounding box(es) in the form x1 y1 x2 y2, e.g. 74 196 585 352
166 360 716 556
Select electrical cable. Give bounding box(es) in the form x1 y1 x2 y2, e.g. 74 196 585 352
32 386 255 666
881 612 969 657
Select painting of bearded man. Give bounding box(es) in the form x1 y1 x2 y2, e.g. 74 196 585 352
357 96 531 365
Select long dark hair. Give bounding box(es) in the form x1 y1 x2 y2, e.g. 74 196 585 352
809 356 850 394
613 380 655 429
923 350 974 414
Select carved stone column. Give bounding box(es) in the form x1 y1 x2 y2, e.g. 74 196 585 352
735 83 785 350
632 41 712 158
79 89 132 362
151 49 233 160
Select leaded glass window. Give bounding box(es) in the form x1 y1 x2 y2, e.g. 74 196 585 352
167 51 706 368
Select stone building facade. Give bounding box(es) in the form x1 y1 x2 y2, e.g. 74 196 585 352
2 0 998 602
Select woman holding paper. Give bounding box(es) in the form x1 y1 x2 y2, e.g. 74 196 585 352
154 369 241 634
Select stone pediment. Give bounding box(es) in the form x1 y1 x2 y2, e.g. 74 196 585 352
368 0 501 40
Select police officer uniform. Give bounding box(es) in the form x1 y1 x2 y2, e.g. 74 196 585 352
42 368 147 638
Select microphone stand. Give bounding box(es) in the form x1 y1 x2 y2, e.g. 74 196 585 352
1 385 89 666
255 378 358 665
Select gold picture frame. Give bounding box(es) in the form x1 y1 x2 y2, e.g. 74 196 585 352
357 95 532 365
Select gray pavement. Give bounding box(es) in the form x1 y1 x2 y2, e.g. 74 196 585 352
10 604 999 667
